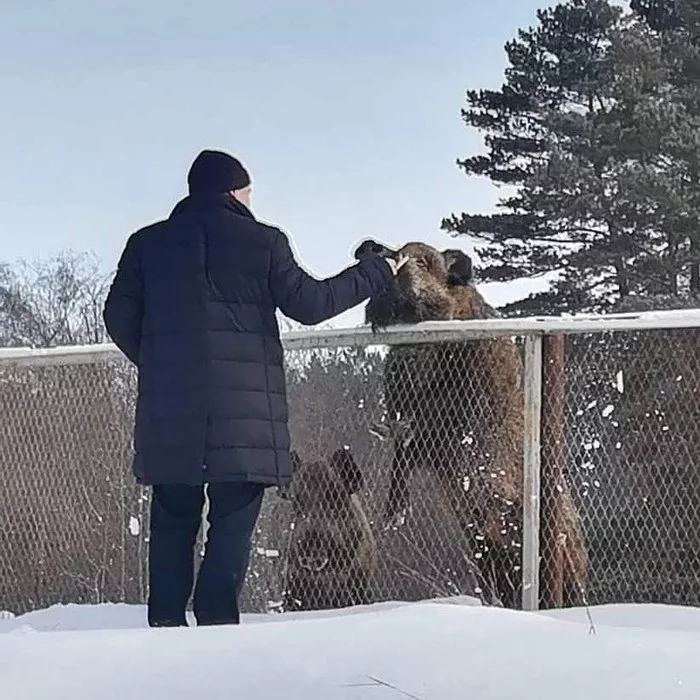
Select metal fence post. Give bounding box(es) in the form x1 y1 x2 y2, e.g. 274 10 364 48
522 333 543 611
541 334 566 608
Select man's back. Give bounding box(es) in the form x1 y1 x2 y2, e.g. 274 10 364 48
136 192 284 357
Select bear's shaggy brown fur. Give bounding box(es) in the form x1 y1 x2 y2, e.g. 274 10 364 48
354 240 588 608
281 447 377 611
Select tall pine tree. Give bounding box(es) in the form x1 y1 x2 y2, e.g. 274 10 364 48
443 0 700 314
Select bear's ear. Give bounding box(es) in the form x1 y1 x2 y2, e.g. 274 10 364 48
442 249 473 287
330 446 363 494
354 239 397 262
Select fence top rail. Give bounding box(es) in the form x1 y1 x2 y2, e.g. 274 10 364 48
1 307 700 367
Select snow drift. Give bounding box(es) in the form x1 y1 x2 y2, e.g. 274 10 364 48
1 598 698 699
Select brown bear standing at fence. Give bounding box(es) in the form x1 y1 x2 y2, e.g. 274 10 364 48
280 447 377 611
354 240 588 609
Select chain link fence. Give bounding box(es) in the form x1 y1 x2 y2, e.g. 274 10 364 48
1 315 700 616
557 326 700 607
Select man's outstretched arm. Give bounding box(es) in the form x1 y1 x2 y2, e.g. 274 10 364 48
269 230 395 325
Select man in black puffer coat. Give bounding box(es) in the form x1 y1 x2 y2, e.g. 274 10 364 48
103 149 403 628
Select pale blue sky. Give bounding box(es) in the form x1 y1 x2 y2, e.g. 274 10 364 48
0 0 552 326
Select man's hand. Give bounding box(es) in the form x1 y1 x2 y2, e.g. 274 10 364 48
353 238 407 276
386 255 409 276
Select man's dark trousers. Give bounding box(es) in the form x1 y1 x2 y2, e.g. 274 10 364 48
147 481 265 627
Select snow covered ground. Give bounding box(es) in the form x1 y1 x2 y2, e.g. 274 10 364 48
1 597 699 699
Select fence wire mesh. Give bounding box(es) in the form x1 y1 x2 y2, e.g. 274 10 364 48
1 325 699 616
555 328 700 608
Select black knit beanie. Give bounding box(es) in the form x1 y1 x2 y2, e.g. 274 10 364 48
187 149 251 194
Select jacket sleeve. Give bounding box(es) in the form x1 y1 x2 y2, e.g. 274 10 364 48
103 234 143 364
269 229 393 326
